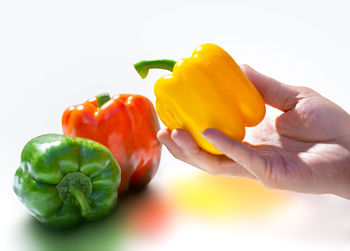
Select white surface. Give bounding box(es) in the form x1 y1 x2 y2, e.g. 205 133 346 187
1 0 350 250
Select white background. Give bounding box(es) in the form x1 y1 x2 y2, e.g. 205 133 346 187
1 0 350 250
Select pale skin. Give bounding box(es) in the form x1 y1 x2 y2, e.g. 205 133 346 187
157 65 350 199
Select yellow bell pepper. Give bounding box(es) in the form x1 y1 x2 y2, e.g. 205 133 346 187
134 43 266 155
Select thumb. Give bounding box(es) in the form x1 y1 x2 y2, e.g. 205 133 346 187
203 128 267 180
240 64 300 112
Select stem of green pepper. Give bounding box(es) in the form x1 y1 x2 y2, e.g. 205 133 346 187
68 186 93 216
134 59 177 79
96 93 111 108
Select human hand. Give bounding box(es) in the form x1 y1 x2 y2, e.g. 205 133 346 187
157 65 350 199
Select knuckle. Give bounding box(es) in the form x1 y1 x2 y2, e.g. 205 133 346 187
208 169 220 176
187 146 202 157
206 166 222 176
298 86 317 96
197 163 219 176
261 181 276 189
168 149 186 161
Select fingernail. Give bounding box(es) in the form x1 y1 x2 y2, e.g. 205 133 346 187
199 130 209 140
202 128 215 135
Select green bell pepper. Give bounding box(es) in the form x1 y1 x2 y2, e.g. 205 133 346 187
13 134 121 229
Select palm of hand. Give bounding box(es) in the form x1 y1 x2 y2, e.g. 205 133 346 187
247 91 350 197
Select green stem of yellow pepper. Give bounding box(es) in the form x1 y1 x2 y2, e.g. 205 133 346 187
134 60 176 79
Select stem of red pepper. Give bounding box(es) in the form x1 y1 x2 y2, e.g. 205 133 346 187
96 93 111 108
134 60 177 79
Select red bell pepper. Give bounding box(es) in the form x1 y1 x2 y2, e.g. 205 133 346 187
62 93 162 193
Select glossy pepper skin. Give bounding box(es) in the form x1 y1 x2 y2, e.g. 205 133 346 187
13 134 121 229
62 94 161 193
134 43 266 155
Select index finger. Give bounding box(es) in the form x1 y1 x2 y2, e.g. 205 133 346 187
240 64 301 112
